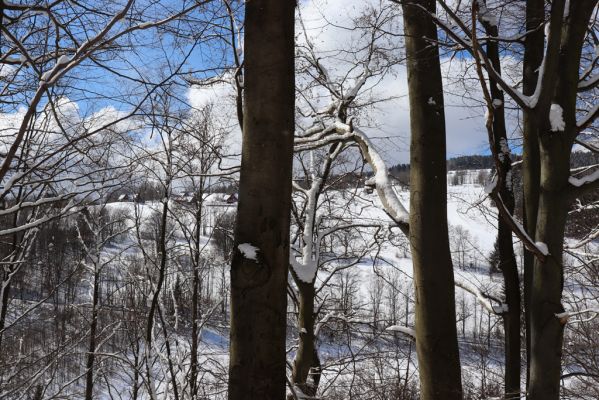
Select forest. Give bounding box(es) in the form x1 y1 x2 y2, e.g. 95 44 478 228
0 0 598 399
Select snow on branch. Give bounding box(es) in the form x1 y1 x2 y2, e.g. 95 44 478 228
565 227 599 249
295 119 409 233
578 73 599 92
352 127 409 233
488 191 548 261
556 308 599 324
385 325 416 340
577 103 599 131
568 168 599 195
455 276 506 315
574 139 599 153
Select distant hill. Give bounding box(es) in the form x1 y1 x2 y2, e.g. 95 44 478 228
388 152 598 178
446 155 496 171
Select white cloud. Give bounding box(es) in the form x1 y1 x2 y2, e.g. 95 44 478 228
297 0 496 164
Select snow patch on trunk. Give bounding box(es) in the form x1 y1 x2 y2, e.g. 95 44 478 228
549 104 565 132
238 243 259 261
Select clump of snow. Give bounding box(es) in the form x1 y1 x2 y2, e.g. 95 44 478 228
40 70 53 82
290 255 318 284
428 97 436 106
535 242 549 256
549 103 565 131
238 243 259 261
56 55 72 66
385 325 416 338
555 311 569 319
492 98 503 108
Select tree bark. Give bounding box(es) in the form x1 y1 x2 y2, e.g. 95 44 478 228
480 9 521 396
527 2 597 398
227 1 296 399
291 281 320 396
190 200 203 399
402 1 462 398
84 270 100 400
521 0 544 385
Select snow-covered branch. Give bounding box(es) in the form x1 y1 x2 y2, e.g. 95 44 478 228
568 168 599 195
455 276 506 315
556 308 599 324
352 128 409 233
385 325 416 340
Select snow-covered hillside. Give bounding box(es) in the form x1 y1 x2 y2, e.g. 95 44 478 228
2 174 596 400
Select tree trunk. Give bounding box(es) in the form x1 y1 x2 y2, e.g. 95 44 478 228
144 190 170 398
291 281 320 396
528 180 568 400
190 201 203 399
498 221 521 399
527 2 597 398
85 270 100 400
227 1 295 399
402 1 462 398
521 0 544 385
481 10 521 396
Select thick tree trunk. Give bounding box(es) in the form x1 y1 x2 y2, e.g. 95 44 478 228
528 181 568 400
527 2 597 398
402 1 462 398
521 0 544 385
227 1 295 399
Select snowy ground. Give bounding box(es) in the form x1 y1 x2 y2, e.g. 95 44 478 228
5 172 596 399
